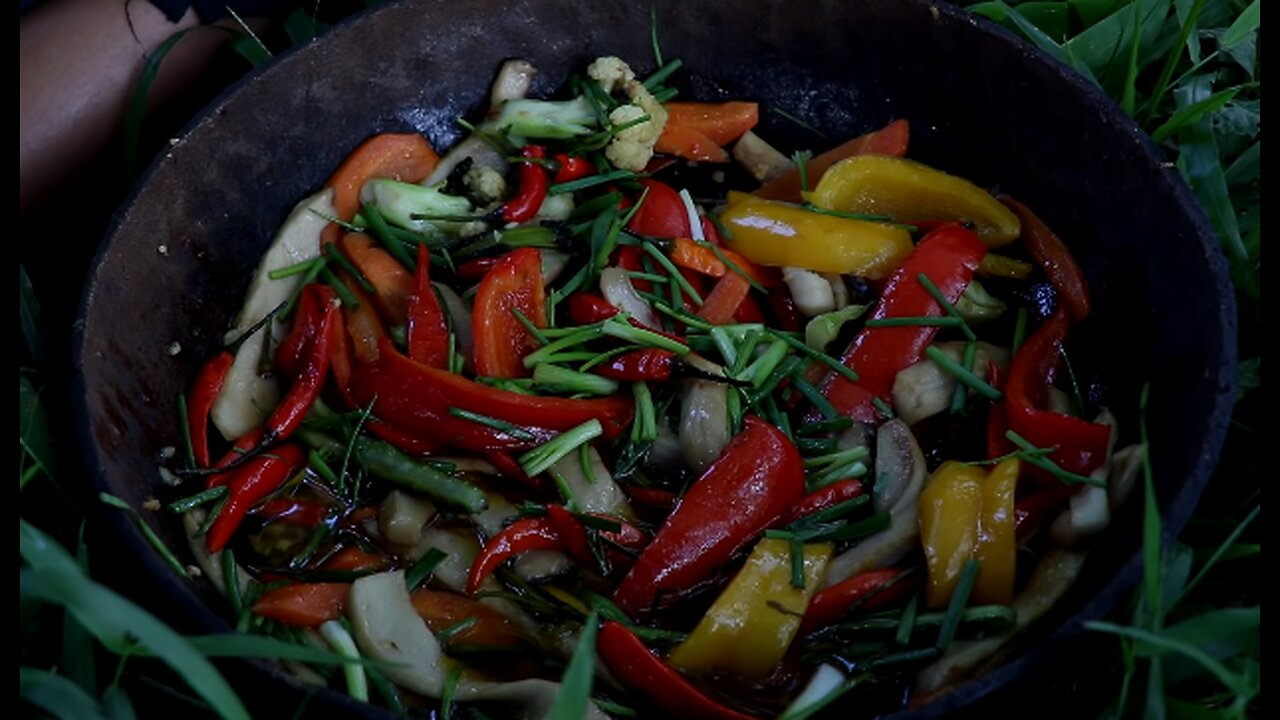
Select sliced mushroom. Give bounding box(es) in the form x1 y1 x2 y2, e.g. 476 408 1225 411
599 266 659 329
379 490 438 547
211 188 334 440
679 378 731 474
822 419 926 588
732 130 793 183
347 570 452 697
891 341 1009 426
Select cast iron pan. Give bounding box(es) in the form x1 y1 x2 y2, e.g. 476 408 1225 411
73 0 1236 717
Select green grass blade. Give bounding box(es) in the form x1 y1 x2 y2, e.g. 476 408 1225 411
1173 76 1246 262
1218 0 1259 49
1221 139 1259 187
1084 621 1254 698
1177 504 1259 604
226 8 272 67
1064 0 1173 88
1120 0 1144 114
123 28 198 180
101 684 138 720
20 373 55 486
20 264 44 363
20 667 106 720
1138 0 1208 124
1150 86 1240 143
1158 607 1260 686
61 525 98 695
991 1 1101 84
20 520 250 720
549 611 599 720
1138 384 1164 628
283 7 321 45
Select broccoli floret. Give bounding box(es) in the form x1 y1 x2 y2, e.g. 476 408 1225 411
488 96 598 140
362 179 473 236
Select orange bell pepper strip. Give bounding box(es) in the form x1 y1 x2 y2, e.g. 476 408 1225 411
410 588 527 649
696 270 751 325
655 102 759 163
668 237 772 286
337 232 413 326
326 132 440 222
472 248 546 378
252 582 351 627
754 118 909 202
972 457 1018 605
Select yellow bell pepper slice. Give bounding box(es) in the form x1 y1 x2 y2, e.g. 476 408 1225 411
973 458 1019 605
719 191 913 278
668 538 832 678
806 155 1021 247
919 461 983 608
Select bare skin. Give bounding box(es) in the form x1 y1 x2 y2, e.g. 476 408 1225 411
19 0 265 215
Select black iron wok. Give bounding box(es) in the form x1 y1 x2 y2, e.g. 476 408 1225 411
72 0 1237 717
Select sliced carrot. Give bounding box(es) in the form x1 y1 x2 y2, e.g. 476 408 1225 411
669 237 772 286
655 124 730 163
340 274 388 365
322 545 391 573
755 118 910 202
326 132 440 221
696 271 752 325
252 582 350 627
410 588 526 649
338 232 414 326
663 102 760 145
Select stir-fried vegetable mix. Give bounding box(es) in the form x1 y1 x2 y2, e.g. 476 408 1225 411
159 51 1144 719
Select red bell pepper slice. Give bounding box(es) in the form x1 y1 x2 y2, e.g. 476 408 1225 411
276 284 337 380
615 245 653 293
1015 484 1076 540
503 145 550 224
346 339 632 452
597 621 758 720
1002 195 1091 322
821 225 987 423
406 243 450 369
567 292 620 325
206 443 307 552
765 287 803 332
1003 308 1111 477
472 247 546 379
187 350 234 468
613 415 805 616
626 179 692 238
798 567 917 636
256 498 328 527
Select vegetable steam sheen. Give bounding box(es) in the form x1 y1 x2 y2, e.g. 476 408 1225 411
163 49 1140 720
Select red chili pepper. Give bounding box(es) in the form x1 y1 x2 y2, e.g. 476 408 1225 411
363 417 444 455
615 245 652 293
466 509 645 594
613 415 805 616
596 621 758 720
624 485 677 511
207 443 307 553
207 427 265 489
256 498 328 527
502 145 549 224
567 292 620 325
346 338 632 452
187 351 234 468
594 349 676 382
552 153 594 184
733 293 767 324
820 225 987 423
1003 307 1111 477
407 243 450 369
798 568 917 636
626 179 692 238
1002 195 1091 322
262 298 337 444
276 284 336 380
472 247 546 378
780 479 865 526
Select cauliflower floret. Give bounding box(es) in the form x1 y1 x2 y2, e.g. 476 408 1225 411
464 164 507 206
587 56 636 93
587 56 669 171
